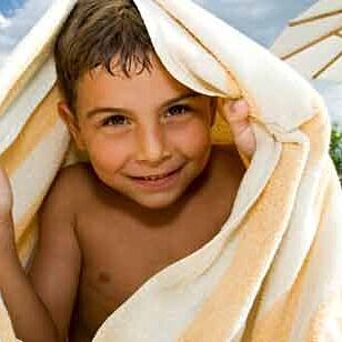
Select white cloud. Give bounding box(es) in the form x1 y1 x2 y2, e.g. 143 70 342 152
0 13 11 29
0 0 53 67
220 0 276 19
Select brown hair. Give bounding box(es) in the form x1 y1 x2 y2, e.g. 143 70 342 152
54 0 154 112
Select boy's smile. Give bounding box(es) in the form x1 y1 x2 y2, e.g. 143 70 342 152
59 54 216 209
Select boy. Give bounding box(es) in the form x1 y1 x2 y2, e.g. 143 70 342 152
0 0 255 341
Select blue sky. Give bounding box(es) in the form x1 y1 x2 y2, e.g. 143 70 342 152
197 0 316 46
0 0 340 124
0 0 24 15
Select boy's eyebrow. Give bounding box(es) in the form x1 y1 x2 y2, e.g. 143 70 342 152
85 91 201 119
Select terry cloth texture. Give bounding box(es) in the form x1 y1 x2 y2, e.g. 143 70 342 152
0 0 341 341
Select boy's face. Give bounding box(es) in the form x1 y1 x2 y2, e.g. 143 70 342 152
59 54 216 209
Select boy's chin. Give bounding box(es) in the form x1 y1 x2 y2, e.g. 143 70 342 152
119 182 191 210
128 192 181 210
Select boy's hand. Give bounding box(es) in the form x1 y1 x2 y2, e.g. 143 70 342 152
0 166 13 219
0 165 15 253
221 99 256 161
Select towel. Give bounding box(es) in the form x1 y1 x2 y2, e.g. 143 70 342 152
0 0 342 341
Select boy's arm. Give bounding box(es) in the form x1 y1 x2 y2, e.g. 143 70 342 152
0 167 59 342
28 167 82 340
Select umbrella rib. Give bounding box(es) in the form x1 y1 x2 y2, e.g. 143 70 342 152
281 27 341 60
289 9 342 27
313 51 342 79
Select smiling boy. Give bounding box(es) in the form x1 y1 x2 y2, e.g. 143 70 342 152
0 0 255 341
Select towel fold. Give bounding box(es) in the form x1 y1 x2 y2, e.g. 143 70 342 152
0 0 341 341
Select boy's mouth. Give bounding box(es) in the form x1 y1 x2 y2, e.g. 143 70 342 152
128 165 184 181
127 165 184 191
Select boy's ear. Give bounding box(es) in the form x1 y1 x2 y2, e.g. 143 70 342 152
57 101 86 151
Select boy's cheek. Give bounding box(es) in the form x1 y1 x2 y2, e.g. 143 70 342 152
167 118 212 151
85 139 129 172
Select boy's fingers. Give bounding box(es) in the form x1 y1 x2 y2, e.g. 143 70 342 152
221 99 256 159
0 166 13 218
231 99 249 114
223 99 249 123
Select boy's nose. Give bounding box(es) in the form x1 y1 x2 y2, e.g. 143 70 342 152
136 125 170 164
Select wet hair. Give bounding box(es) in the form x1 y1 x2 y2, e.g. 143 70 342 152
54 0 154 112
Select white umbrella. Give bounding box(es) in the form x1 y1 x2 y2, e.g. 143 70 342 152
271 0 342 81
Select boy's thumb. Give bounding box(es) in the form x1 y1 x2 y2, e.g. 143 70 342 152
0 166 13 219
224 99 249 123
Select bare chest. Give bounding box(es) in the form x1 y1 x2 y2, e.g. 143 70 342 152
72 196 233 337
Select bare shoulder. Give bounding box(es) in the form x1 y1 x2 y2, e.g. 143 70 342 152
54 162 92 188
40 162 93 215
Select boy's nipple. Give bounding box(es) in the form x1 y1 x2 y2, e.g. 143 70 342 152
98 271 111 283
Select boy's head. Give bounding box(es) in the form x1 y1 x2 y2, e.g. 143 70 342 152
55 0 217 209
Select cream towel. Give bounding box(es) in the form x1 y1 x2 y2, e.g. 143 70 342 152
0 0 342 341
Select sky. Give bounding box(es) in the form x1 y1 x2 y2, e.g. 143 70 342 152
0 0 340 124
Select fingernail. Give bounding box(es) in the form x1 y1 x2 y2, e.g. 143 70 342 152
232 99 248 112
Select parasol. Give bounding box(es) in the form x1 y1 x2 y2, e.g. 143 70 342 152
271 0 342 81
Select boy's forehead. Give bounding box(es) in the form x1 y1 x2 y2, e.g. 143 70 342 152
76 54 202 112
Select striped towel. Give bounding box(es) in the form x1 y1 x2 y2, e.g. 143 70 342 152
0 0 341 341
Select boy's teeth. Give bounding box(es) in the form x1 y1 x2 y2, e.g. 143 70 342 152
144 175 164 181
135 168 181 181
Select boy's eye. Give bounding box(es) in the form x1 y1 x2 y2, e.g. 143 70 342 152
166 104 191 117
102 115 129 126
